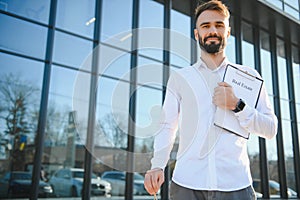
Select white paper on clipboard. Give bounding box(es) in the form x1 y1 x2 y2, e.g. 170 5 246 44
214 64 263 139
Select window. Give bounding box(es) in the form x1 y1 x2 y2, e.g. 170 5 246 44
259 31 279 195
277 38 296 195
139 0 164 60
53 31 93 68
0 53 43 174
98 45 131 80
101 0 133 44
292 46 300 149
0 0 50 23
56 0 95 38
0 14 47 59
96 77 129 148
242 22 255 68
170 9 191 67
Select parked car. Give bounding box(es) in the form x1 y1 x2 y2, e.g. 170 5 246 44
48 168 111 197
0 171 53 198
101 171 148 196
253 179 297 197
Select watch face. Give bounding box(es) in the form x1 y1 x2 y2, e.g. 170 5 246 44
233 99 245 113
237 99 246 110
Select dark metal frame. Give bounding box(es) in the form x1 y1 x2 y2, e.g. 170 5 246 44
285 33 300 199
160 0 172 199
253 25 271 199
29 0 57 199
125 0 139 199
233 0 242 65
269 20 289 199
82 0 103 199
191 0 197 64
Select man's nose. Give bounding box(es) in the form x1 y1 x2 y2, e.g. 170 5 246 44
209 26 217 34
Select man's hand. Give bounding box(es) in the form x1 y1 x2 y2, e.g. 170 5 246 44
213 82 239 110
144 168 164 195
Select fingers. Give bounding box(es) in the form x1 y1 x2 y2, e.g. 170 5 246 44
213 82 237 109
214 82 233 95
144 168 164 195
218 81 231 87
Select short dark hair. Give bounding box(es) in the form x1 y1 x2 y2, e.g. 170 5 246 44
195 0 230 22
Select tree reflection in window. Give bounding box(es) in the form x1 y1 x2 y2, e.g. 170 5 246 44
0 73 38 171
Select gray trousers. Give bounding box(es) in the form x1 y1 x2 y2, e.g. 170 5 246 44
170 181 257 200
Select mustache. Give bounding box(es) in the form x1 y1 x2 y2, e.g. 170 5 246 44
203 34 222 43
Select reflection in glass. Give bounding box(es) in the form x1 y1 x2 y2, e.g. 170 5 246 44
241 22 260 182
284 0 299 9
101 0 133 42
96 77 131 174
139 0 164 60
0 53 43 198
0 14 47 59
277 56 290 118
261 49 274 95
242 41 255 68
56 0 95 38
96 77 129 148
264 0 283 9
99 45 131 81
284 5 300 20
41 66 93 197
226 35 236 63
135 85 162 136
0 0 50 23
277 40 297 197
135 86 162 173
53 31 93 68
292 47 300 146
259 31 280 194
170 9 191 67
47 66 87 147
135 55 163 137
242 22 254 68
137 57 163 87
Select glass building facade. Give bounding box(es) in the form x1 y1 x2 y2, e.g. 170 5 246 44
0 0 299 199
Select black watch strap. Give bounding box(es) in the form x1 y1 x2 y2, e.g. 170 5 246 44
232 99 246 113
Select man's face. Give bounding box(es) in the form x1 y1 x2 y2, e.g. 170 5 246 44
194 10 230 54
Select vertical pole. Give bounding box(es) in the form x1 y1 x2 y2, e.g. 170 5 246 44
82 0 102 199
269 20 288 199
30 0 57 199
160 0 171 199
191 0 197 65
233 0 242 65
253 25 270 199
285 39 300 199
125 0 139 199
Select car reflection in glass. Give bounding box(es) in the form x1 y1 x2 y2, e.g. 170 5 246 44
101 171 149 196
0 171 53 198
253 179 297 198
48 168 111 197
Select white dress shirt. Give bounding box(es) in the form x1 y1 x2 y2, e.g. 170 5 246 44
151 58 278 191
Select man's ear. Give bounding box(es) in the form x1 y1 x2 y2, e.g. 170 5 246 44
227 27 231 38
194 29 199 41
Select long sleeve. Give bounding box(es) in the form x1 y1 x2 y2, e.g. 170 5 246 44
235 82 278 139
151 73 180 169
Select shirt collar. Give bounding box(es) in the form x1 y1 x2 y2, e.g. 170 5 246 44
196 57 229 72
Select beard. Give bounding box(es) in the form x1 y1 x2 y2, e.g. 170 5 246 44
199 34 226 54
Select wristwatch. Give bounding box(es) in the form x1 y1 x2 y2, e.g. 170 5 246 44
232 99 246 113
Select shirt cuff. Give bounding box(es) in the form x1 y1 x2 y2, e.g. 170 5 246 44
234 104 254 120
151 159 166 171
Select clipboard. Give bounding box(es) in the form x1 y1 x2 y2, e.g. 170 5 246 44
214 64 263 139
